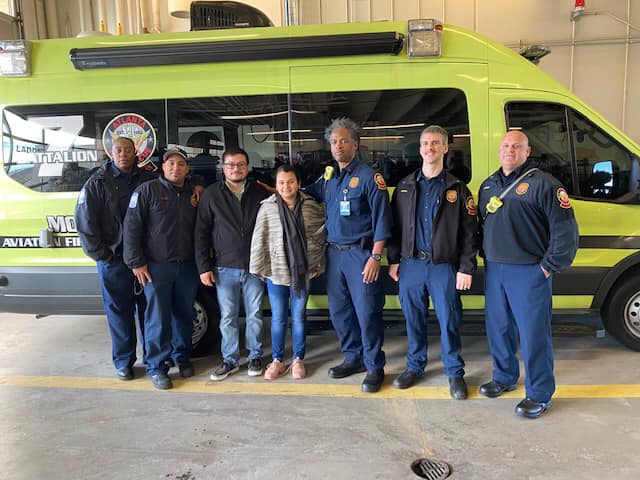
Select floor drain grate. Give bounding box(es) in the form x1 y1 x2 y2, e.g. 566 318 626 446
411 458 451 479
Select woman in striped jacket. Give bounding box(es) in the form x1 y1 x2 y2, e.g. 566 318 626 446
250 165 326 380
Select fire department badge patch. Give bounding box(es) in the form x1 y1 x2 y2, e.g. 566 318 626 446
557 188 572 209
465 195 477 215
374 173 387 190
516 183 529 195
446 190 458 203
349 177 360 189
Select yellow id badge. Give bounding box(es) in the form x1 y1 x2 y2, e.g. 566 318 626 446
486 196 503 214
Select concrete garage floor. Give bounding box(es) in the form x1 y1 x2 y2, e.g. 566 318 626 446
1 313 639 480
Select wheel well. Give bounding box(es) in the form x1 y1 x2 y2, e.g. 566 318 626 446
594 254 640 310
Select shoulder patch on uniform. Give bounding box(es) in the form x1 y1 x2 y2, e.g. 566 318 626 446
78 188 86 205
516 183 529 195
446 190 458 203
374 173 387 190
556 188 572 209
349 176 360 189
465 195 477 216
128 191 139 209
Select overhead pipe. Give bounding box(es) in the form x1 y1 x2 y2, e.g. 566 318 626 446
98 0 108 32
78 0 87 32
44 0 59 38
126 0 135 34
152 0 161 32
115 0 125 35
621 0 631 131
138 0 146 33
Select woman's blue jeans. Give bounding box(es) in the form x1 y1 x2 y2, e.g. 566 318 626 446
266 278 308 361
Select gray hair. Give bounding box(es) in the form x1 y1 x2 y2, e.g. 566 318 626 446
324 117 360 143
420 125 449 145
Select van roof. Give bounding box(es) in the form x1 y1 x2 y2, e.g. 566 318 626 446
12 20 553 90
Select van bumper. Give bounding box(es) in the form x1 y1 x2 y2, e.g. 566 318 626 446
0 266 104 315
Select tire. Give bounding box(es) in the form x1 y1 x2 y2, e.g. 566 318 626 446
191 287 220 357
602 272 640 351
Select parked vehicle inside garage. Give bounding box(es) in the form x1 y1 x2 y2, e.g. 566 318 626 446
1 17 640 352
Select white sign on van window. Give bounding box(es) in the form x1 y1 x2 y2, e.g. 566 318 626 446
6 112 100 169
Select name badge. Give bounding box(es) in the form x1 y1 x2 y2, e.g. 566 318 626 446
340 200 351 216
486 196 503 214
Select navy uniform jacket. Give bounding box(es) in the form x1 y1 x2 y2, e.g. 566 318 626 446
387 169 479 274
478 161 579 273
75 162 156 263
123 177 198 268
305 157 392 245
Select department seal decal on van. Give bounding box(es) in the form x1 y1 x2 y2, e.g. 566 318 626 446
103 113 157 169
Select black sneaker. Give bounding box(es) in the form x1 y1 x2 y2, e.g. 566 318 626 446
209 361 239 381
247 358 263 376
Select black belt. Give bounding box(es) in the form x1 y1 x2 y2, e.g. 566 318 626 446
328 242 360 251
412 250 431 260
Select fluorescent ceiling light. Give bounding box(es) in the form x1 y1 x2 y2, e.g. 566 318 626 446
246 129 312 136
361 135 405 140
265 139 318 143
221 109 317 120
362 123 425 130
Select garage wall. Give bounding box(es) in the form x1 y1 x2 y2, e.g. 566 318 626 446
300 0 640 145
16 0 640 145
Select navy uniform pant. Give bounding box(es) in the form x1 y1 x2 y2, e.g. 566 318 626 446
484 261 555 403
97 257 145 369
398 258 465 377
143 260 199 375
326 247 385 371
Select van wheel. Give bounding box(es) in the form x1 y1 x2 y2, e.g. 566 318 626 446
192 288 220 357
602 272 640 351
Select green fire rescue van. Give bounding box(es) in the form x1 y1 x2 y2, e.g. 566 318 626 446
1 19 639 352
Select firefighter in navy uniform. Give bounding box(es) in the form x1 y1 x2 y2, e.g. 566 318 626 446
304 117 392 393
75 136 155 381
478 130 579 419
387 126 479 398
123 148 200 390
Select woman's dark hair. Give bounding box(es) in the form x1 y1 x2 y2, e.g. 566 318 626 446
275 164 301 183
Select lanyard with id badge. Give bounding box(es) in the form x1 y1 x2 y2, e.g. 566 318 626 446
485 168 538 215
340 188 351 216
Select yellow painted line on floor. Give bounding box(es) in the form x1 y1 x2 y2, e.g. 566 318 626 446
1 375 640 399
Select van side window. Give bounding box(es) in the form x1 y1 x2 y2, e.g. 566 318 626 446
505 102 574 193
506 102 640 203
2 101 164 192
291 88 471 187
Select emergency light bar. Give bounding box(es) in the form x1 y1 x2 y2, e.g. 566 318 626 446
69 31 404 71
0 41 30 77
407 19 443 57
